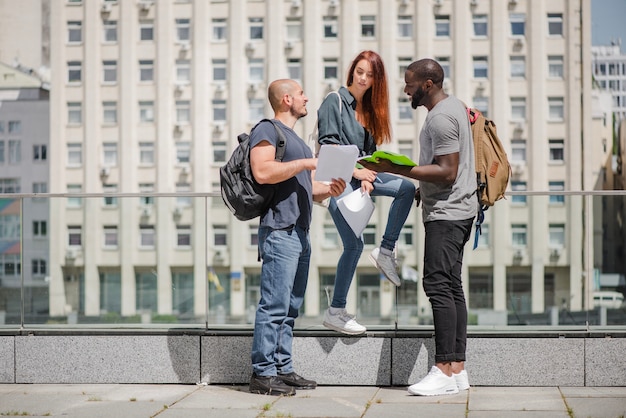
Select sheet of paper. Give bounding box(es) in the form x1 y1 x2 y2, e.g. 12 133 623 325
336 189 375 237
314 144 359 183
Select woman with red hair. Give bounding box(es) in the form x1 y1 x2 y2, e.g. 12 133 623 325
317 50 415 334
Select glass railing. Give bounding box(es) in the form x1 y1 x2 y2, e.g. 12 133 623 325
0 190 624 331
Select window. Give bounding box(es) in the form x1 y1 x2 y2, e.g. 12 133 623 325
68 21 82 43
473 56 488 78
32 182 47 194
473 14 488 37
212 99 226 122
176 225 191 247
8 121 21 134
363 225 376 246
398 225 413 248
67 184 82 207
32 259 46 276
324 58 338 80
213 225 227 246
176 182 191 207
0 121 3 133
139 183 154 206
361 15 376 38
102 142 118 167
100 271 121 314
510 56 525 78
398 140 413 159
510 181 527 205
249 17 264 40
249 99 264 123
8 140 21 164
511 97 526 120
548 97 564 121
547 13 563 36
510 13 525 36
68 61 82 83
473 96 489 117
323 16 338 38
511 224 527 247
176 100 191 124
68 225 82 246
67 143 82 167
33 145 47 162
102 20 117 43
476 224 490 248
398 15 412 39
435 15 450 37
287 59 302 84
139 101 154 122
176 18 190 42
139 19 154 41
286 17 302 40
68 102 82 124
249 225 259 246
176 142 190 164
548 55 564 78
103 226 118 248
102 60 117 84
510 139 526 163
212 18 227 41
398 99 413 121
212 141 226 163
436 56 451 79
176 59 191 83
103 184 117 207
398 57 411 78
0 142 4 164
249 58 264 83
0 179 20 193
139 142 154 165
103 101 117 124
549 139 564 162
139 60 154 82
33 220 47 237
548 224 565 248
172 271 194 315
135 271 157 312
549 181 565 205
139 225 155 248
213 59 227 82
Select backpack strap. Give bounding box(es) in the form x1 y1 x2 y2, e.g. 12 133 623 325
255 118 288 161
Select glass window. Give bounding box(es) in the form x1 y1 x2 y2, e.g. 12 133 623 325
549 181 565 205
67 184 82 207
324 58 338 80
436 56 451 79
477 224 490 248
361 15 376 38
172 270 194 315
102 101 117 124
176 142 191 164
435 15 450 37
549 139 564 162
473 56 488 78
213 225 227 246
548 97 564 121
511 97 526 120
103 226 118 248
68 21 82 43
547 13 563 36
176 18 190 42
139 225 155 248
398 15 412 38
398 57 411 78
8 120 21 134
510 13 525 36
139 142 154 165
100 271 121 314
102 142 117 167
68 225 82 246
212 18 227 41
213 99 226 122
213 59 227 82
176 100 191 124
398 100 413 121
67 143 82 166
32 182 47 194
511 224 527 247
139 19 153 41
249 98 264 123
139 101 154 122
176 183 192 207
473 14 488 37
549 224 565 248
32 259 46 276
176 59 191 83
102 60 117 84
103 184 117 207
176 225 191 247
249 17 264 40
510 139 526 163
139 60 154 82
139 183 154 206
249 58 264 83
510 181 527 205
68 102 82 124
323 16 338 38
510 56 525 78
8 140 21 163
135 271 157 312
33 220 47 237
287 59 302 84
286 17 302 40
33 145 47 161
68 61 82 83
473 96 489 117
548 55 564 78
102 20 117 43
213 140 226 163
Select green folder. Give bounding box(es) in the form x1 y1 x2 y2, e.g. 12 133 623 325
359 151 417 167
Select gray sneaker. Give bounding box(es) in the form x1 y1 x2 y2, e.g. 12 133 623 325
369 247 401 286
323 308 366 335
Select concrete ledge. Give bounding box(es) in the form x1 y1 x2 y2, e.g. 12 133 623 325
1 331 624 386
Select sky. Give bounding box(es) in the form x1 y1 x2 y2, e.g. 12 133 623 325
591 0 626 50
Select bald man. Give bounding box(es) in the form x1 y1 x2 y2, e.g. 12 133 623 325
248 79 345 396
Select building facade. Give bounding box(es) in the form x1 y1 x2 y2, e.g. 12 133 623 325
43 0 600 325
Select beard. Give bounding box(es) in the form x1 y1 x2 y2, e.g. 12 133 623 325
410 86 425 109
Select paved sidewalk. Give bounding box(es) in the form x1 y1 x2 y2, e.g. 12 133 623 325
0 383 625 417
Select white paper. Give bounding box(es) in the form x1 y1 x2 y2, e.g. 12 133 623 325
314 144 359 183
336 189 375 237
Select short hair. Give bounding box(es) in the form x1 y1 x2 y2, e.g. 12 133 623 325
268 79 297 111
407 58 444 87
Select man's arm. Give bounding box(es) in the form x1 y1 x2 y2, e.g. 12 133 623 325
359 152 459 185
250 140 317 185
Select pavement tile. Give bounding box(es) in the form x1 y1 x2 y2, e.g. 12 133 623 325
468 387 565 411
565 398 626 418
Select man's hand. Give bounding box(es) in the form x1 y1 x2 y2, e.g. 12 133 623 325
327 178 346 197
358 158 398 174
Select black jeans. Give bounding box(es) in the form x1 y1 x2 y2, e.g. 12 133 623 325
423 218 474 363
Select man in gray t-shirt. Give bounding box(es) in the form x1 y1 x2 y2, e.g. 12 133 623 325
359 58 477 397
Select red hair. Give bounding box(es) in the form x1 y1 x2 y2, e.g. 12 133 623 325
346 50 392 145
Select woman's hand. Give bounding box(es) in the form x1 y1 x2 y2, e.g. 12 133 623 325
353 167 377 183
360 180 374 194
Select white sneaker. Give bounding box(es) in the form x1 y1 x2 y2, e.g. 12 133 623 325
369 247 401 286
323 308 366 335
408 366 460 396
453 370 469 391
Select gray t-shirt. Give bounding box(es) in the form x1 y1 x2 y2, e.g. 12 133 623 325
418 95 478 222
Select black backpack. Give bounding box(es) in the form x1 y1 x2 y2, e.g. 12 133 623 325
220 119 287 221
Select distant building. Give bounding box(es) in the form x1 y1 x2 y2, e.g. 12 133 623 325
592 43 626 124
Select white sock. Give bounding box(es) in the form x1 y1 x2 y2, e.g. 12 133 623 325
379 247 393 256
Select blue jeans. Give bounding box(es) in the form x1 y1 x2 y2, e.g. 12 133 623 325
328 172 415 308
251 226 310 377
422 218 474 363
